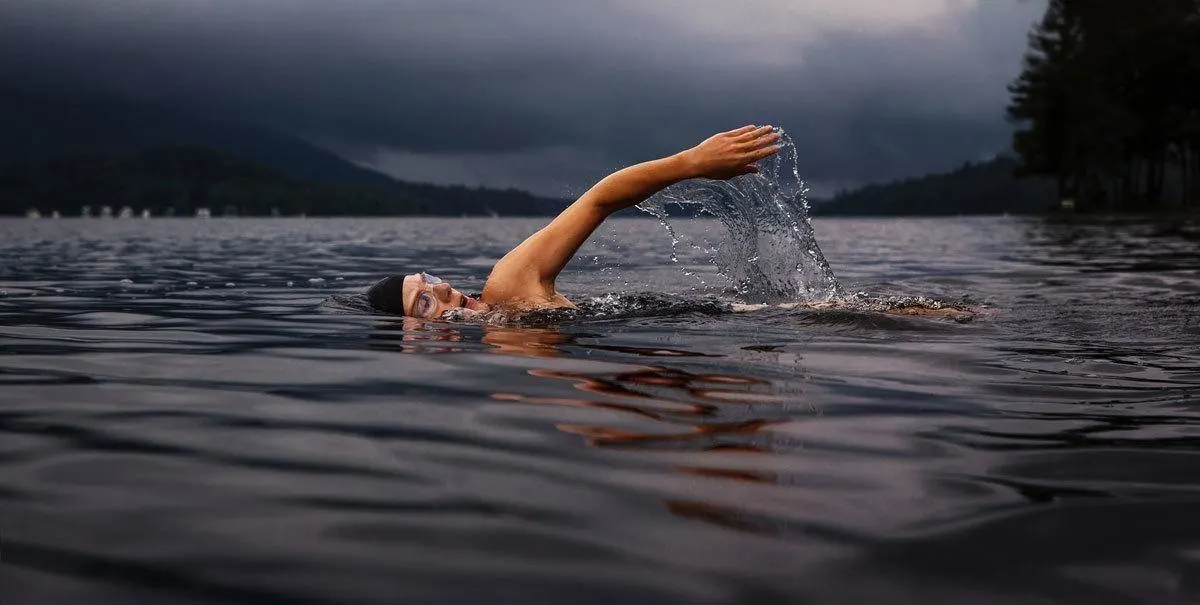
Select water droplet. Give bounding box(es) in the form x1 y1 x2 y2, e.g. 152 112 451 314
286 281 295 287
186 281 198 286
309 278 325 284
334 276 344 281
119 279 133 286
225 282 236 288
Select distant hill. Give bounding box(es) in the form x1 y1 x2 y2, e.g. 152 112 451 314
0 146 567 217
814 156 1057 216
0 88 572 216
1 88 1056 218
0 88 393 184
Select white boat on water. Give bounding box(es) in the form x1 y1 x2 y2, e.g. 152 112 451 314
195 208 212 218
25 209 41 219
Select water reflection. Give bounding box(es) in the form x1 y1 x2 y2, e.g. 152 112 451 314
375 319 806 532
481 326 577 358
497 367 783 450
496 352 800 533
1019 217 1200 272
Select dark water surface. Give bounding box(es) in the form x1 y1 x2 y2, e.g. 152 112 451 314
2 217 1199 605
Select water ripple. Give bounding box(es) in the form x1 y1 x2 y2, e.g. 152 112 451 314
2 216 1199 604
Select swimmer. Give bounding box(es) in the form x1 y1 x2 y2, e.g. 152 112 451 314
369 125 782 319
367 125 977 321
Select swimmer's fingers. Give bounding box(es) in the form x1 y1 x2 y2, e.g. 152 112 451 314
724 124 759 136
733 125 775 142
746 143 782 162
736 131 781 152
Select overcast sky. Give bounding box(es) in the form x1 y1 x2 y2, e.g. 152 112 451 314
1 0 1046 196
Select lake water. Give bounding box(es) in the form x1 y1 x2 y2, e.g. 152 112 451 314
2 216 1199 605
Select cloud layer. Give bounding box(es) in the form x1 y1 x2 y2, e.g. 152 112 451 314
1 0 1046 195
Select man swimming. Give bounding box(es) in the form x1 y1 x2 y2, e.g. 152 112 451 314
367 125 978 322
368 125 783 319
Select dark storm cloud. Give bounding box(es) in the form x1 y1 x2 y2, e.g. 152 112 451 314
0 0 1046 195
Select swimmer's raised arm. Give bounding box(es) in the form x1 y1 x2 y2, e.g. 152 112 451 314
481 125 781 308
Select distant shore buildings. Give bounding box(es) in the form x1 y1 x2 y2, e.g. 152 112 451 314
22 204 314 219
25 209 65 219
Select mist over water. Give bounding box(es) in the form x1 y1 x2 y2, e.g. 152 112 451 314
638 129 843 303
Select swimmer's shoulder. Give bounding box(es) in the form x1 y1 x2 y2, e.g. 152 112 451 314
481 276 574 311
464 291 575 323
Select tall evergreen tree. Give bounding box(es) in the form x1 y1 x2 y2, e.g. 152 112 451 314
1007 0 1085 205
1008 0 1200 213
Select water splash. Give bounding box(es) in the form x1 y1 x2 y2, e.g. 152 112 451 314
637 128 842 303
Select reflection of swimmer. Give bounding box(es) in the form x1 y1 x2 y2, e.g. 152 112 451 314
495 362 797 534
367 125 783 318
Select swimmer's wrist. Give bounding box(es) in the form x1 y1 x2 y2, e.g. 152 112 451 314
670 150 701 180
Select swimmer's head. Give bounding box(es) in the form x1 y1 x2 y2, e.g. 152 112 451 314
367 272 488 319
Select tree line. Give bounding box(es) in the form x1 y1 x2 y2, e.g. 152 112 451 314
819 156 1055 216
1008 0 1200 212
0 147 566 217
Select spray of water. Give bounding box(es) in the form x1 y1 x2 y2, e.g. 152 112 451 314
637 128 842 303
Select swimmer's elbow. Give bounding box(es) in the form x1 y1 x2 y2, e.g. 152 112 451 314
577 195 623 220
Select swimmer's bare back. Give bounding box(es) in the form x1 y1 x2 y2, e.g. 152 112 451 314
731 301 985 321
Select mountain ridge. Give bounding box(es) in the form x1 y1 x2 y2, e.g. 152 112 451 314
0 87 396 185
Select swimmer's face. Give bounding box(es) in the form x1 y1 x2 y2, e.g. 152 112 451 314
403 272 487 319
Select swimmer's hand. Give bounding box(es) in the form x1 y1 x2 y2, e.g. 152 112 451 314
679 125 782 180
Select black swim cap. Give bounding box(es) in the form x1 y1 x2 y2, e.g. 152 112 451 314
366 275 408 315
